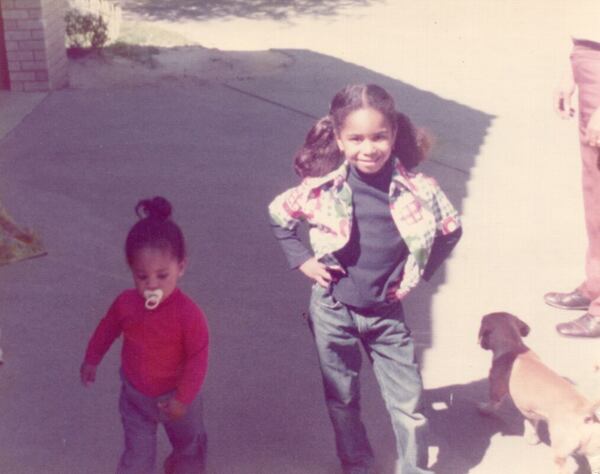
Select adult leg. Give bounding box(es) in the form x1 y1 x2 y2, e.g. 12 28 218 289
579 105 600 308
117 379 159 474
556 136 600 335
162 394 207 474
556 46 600 336
308 285 375 474
360 304 432 474
580 131 600 318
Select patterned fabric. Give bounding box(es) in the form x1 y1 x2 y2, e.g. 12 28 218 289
0 202 45 267
268 158 460 299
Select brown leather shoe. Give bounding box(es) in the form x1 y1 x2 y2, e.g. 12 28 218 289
556 313 600 337
544 289 591 310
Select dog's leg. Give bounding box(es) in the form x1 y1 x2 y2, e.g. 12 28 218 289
523 418 541 445
550 424 579 474
587 454 600 474
582 424 600 474
553 454 577 474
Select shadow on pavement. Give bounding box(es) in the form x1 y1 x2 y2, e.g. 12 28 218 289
423 379 524 474
424 380 593 474
0 46 493 473
121 0 378 21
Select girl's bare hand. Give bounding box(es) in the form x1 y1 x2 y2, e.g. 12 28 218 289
158 398 187 421
386 281 408 303
299 258 345 287
80 362 97 387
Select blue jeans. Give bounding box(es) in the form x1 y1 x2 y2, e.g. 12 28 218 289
309 285 432 474
117 372 207 474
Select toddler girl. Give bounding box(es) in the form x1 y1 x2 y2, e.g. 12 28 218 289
81 196 209 474
268 84 462 474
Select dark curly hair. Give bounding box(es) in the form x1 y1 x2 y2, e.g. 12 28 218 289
293 84 431 178
125 196 185 265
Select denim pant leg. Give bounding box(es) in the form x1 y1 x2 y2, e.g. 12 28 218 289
162 394 207 474
309 285 375 473
360 304 432 474
117 379 160 474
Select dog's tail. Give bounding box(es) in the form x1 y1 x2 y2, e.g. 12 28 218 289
585 400 600 423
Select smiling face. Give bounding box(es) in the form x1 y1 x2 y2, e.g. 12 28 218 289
130 246 185 305
335 107 396 175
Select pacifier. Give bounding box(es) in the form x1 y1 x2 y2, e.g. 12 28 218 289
143 289 164 310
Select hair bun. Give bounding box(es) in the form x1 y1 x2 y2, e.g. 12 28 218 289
135 196 172 221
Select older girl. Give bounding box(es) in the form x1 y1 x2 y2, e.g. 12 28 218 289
268 84 461 474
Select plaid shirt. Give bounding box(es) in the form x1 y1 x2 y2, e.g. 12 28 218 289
268 158 460 298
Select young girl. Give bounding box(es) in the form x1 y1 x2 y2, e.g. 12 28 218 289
81 196 209 474
268 84 462 474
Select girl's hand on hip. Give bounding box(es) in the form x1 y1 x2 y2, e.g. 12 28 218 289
585 107 600 147
386 282 408 303
158 398 187 421
299 257 344 288
80 362 97 387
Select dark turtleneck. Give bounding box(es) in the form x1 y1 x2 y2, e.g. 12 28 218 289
332 159 408 309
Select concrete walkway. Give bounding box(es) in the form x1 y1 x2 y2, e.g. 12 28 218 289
1 1 599 473
0 91 47 142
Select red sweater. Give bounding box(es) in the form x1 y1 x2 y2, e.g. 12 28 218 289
84 288 209 405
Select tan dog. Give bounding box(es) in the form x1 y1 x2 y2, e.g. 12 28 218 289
478 312 600 473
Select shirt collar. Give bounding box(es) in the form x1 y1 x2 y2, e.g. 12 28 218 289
302 157 414 193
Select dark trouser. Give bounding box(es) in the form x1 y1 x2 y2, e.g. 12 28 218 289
571 44 600 317
117 372 207 474
308 284 432 474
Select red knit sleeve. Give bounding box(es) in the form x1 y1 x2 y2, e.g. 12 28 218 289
84 296 124 366
175 304 210 405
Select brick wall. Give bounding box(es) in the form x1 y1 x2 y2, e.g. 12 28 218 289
0 0 68 91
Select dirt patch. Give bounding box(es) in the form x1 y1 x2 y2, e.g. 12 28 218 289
68 45 293 89
67 17 294 89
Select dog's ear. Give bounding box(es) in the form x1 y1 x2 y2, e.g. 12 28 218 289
516 318 530 337
507 313 530 337
478 327 491 350
479 314 498 350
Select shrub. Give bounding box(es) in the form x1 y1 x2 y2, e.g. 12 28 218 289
65 9 108 50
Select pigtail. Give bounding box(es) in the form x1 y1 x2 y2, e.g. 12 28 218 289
135 196 172 221
293 116 343 178
393 112 433 170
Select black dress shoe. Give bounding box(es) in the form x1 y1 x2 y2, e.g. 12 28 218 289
544 289 591 310
556 313 600 337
